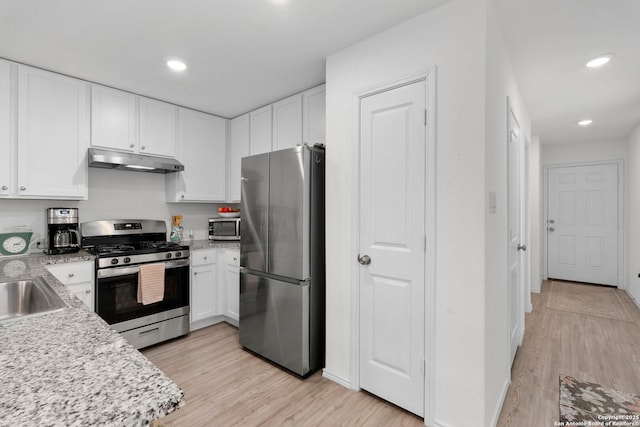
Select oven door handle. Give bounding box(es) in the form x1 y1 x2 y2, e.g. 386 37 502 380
97 259 190 279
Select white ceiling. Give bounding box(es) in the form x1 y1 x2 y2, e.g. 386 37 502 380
1 1 638 146
0 0 446 118
494 0 640 145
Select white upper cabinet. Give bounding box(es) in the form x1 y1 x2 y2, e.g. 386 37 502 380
228 113 250 202
302 84 326 146
166 108 227 202
139 97 177 157
16 65 89 199
90 84 137 152
91 86 177 158
249 105 272 155
272 94 302 151
0 60 11 197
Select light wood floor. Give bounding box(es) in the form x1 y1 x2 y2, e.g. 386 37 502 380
142 323 423 426
497 280 640 426
143 280 640 426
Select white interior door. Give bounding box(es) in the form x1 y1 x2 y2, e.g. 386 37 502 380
547 164 619 286
358 80 426 417
508 105 524 364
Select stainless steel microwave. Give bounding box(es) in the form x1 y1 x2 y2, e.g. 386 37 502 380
208 218 240 241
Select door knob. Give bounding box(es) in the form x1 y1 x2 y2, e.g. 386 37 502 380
548 227 555 232
517 244 527 251
357 254 371 265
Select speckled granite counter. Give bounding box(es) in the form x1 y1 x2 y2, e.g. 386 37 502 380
186 239 240 251
0 252 184 427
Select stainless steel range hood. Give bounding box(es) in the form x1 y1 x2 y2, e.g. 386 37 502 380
88 148 184 174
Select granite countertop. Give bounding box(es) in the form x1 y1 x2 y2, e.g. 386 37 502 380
0 252 184 427
186 239 240 251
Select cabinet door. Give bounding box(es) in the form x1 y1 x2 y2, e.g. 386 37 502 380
67 282 94 311
17 65 88 199
191 262 218 324
302 84 326 145
91 84 137 152
139 97 177 157
169 108 226 202
229 114 250 202
223 250 240 322
46 261 94 311
272 94 302 151
249 105 272 155
0 60 11 197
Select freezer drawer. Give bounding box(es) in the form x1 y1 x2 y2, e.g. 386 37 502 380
239 271 317 376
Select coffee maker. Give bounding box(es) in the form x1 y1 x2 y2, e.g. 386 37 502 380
46 208 80 255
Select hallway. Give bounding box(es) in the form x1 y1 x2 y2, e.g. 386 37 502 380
498 280 640 426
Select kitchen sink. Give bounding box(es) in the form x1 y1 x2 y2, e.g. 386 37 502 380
0 277 67 323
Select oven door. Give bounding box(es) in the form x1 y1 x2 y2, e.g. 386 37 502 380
96 259 189 326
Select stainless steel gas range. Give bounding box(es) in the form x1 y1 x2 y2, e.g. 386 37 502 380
81 219 190 349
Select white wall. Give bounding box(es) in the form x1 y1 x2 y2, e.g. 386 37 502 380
529 137 542 293
0 168 231 252
626 124 640 304
541 139 628 166
325 1 492 425
484 1 531 425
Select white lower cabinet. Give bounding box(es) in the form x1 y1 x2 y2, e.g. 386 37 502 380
190 248 221 330
45 261 94 311
190 247 240 330
221 249 240 325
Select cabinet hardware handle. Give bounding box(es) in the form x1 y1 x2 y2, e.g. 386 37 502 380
85 289 91 294
129 143 135 148
1 185 7 190
19 186 26 191
517 244 527 251
204 256 207 260
141 145 146 150
68 273 74 278
194 271 198 276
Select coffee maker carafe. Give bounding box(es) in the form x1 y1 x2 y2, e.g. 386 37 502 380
46 208 80 255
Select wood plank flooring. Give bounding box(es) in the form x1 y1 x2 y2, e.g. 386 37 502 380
142 323 423 426
143 280 640 426
497 280 640 426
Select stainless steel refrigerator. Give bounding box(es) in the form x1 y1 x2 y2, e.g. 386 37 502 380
239 144 325 376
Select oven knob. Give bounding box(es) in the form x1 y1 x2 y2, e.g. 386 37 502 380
111 259 119 265
166 253 173 259
176 251 182 257
123 257 131 264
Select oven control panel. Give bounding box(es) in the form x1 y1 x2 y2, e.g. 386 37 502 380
98 250 190 269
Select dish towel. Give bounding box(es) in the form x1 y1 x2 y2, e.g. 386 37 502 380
137 263 166 305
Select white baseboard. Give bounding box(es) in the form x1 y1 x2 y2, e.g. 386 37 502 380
322 369 352 389
489 377 510 427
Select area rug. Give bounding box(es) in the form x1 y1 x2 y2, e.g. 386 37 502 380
547 281 634 323
559 375 640 425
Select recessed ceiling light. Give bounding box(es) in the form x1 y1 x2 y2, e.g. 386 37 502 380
586 54 614 68
577 119 593 126
167 60 187 72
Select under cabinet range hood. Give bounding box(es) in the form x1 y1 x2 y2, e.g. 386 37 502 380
88 148 184 174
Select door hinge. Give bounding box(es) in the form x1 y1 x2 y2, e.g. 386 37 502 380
424 109 427 126
424 235 427 253
420 358 425 377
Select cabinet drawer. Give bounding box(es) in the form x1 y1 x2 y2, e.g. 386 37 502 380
223 250 240 266
191 249 217 266
46 261 93 285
